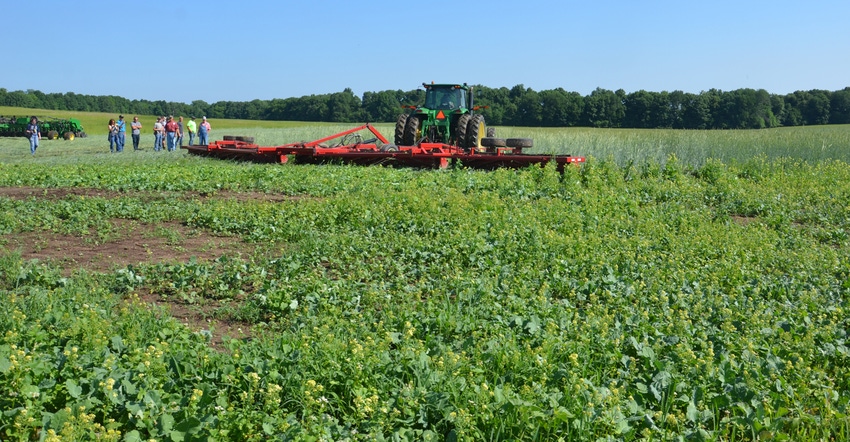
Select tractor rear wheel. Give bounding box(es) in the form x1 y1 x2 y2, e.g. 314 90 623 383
454 114 471 148
465 115 486 152
47 130 59 140
63 132 75 140
403 116 421 146
394 114 408 145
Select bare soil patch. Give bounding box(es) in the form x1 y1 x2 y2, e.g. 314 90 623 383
0 186 293 350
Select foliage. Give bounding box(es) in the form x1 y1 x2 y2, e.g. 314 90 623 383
2 84 849 129
0 128 849 440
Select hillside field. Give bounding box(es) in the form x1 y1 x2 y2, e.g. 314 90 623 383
0 113 849 441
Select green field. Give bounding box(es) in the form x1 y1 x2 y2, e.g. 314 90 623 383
1 111 849 440
3 105 850 165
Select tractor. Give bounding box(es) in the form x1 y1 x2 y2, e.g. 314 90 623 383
394 83 492 151
0 116 86 140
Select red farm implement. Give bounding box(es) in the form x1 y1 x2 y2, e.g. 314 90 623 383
181 124 585 172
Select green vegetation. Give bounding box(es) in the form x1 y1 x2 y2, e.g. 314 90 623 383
0 124 848 440
3 84 849 129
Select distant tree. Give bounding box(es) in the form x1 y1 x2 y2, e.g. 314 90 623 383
667 90 687 128
803 89 830 125
244 99 268 121
510 87 542 126
5 90 36 108
623 90 655 128
473 86 513 125
208 101 228 119
327 88 362 122
584 88 625 128
189 100 210 118
362 90 404 122
680 92 711 129
539 88 583 127
829 88 850 124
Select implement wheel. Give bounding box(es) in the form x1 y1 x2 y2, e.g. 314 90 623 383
481 137 506 148
394 114 408 145
506 138 533 148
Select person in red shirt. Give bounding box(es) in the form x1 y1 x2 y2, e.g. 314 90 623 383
165 116 179 151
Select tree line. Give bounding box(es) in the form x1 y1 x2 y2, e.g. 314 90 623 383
2 85 848 129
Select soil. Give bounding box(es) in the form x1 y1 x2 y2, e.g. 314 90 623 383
0 186 294 350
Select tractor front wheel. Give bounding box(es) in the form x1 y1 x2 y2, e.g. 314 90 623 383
465 115 486 152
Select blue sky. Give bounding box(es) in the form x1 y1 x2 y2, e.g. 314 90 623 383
3 0 848 104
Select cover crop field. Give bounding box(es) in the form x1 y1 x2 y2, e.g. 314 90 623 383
0 123 848 441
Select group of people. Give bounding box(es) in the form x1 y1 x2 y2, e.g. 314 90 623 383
107 115 128 152
23 114 212 156
108 115 211 152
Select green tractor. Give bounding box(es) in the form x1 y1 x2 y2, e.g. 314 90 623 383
41 117 87 140
395 83 492 150
0 116 86 140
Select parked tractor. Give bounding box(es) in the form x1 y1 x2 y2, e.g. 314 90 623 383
185 81 586 171
395 83 493 151
0 116 87 140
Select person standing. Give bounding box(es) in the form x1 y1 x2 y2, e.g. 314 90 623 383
108 118 119 152
186 116 197 145
165 116 179 151
153 117 164 151
161 116 167 150
25 116 40 155
198 116 211 145
130 116 142 150
115 115 126 152
177 116 185 147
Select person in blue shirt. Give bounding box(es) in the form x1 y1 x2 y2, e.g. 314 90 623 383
115 115 127 152
25 116 40 155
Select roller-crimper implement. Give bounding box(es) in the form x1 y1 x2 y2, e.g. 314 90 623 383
182 123 585 171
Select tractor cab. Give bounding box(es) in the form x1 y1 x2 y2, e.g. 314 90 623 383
424 85 468 111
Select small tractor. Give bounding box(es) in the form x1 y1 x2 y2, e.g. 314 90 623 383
0 116 87 140
395 83 493 151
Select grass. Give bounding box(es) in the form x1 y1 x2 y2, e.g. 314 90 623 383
1 106 849 440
